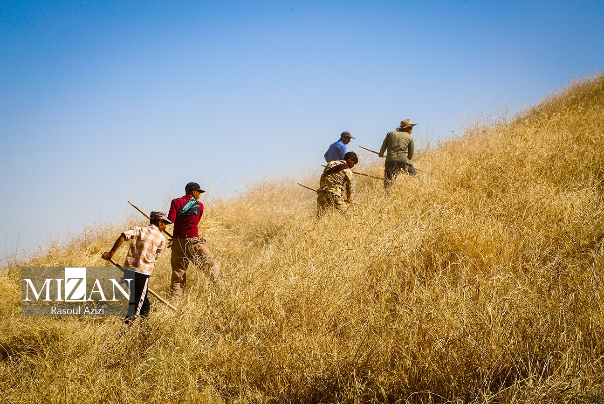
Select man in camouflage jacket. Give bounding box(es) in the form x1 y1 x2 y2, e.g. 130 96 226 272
317 151 359 218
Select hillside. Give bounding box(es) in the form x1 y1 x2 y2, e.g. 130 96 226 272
1 74 604 403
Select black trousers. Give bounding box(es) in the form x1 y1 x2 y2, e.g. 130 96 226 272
384 161 417 190
126 271 150 320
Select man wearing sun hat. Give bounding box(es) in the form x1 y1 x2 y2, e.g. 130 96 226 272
102 210 171 323
168 182 221 296
378 119 417 191
324 131 355 162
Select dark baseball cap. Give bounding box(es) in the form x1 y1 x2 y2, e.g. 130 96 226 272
185 182 205 193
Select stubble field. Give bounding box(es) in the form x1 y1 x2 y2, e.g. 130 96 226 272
1 74 604 403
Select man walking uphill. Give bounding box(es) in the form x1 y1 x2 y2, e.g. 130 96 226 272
102 211 171 324
379 119 417 192
168 182 221 296
324 131 355 162
317 151 358 218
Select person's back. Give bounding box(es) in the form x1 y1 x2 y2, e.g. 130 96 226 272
122 225 166 275
168 194 202 238
316 152 358 218
379 119 417 191
381 130 414 164
318 160 353 197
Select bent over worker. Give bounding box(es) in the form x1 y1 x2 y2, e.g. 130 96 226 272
168 182 221 296
317 151 358 218
379 119 417 192
102 211 171 324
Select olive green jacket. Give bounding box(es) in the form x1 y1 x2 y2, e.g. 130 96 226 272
379 130 414 164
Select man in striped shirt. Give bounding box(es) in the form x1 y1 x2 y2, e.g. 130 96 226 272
102 211 170 324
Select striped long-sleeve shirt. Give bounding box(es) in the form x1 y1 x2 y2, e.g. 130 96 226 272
122 224 166 275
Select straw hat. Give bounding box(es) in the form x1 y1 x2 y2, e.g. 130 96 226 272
400 119 417 128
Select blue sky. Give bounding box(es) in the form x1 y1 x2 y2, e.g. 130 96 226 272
1 0 603 262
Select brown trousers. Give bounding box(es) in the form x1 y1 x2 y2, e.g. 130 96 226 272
170 237 220 295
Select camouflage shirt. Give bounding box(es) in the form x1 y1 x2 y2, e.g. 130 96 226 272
318 160 354 198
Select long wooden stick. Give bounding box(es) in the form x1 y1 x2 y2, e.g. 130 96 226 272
129 201 206 277
321 165 383 180
359 145 379 155
297 182 319 193
108 258 178 312
128 201 173 238
296 183 366 207
358 146 430 174
354 171 383 180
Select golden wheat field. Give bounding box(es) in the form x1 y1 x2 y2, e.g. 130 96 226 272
1 74 604 403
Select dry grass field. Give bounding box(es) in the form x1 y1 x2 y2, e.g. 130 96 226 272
1 74 604 403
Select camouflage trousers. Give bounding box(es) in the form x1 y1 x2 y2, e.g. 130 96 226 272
170 237 220 296
316 191 349 218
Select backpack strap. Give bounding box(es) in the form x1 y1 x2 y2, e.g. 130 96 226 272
177 197 200 216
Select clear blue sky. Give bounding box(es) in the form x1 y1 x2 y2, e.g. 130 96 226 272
1 0 603 263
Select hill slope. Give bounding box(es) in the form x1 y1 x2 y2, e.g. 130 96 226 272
1 74 604 403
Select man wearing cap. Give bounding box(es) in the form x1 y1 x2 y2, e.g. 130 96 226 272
324 131 355 163
102 211 170 324
379 119 417 191
317 151 359 218
168 182 221 296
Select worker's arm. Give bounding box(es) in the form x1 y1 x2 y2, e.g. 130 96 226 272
378 133 389 158
102 233 127 260
154 238 166 261
345 170 354 202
